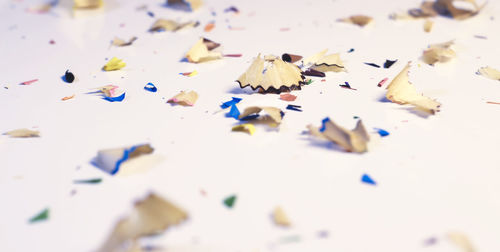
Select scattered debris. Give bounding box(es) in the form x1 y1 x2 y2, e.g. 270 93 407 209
29 208 49 223
447 232 475 252
303 68 326 77
477 66 500 81
424 19 434 32
149 19 199 32
103 92 125 102
365 62 380 68
167 0 202 11
186 38 222 63
317 230 329 238
167 91 198 106
280 93 297 101
303 49 346 73
74 178 102 184
273 206 291 227
281 53 303 63
20 79 38 85
340 82 357 90
144 82 157 92
391 0 484 20
111 37 137 47
339 15 373 27
98 193 188 252
62 94 76 101
103 57 126 71
422 41 455 65
226 104 240 119
384 59 397 68
377 77 389 87
64 70 75 83
92 85 126 102
204 22 215 32
27 1 57 14
74 0 103 9
232 123 255 135
308 118 370 153
239 106 284 125
374 128 390 137
224 54 242 57
361 173 376 185
223 195 237 208
224 6 239 14
3 128 40 138
385 62 441 114
95 144 154 175
423 236 438 246
220 97 242 109
237 54 304 93
286 104 302 112
179 70 198 77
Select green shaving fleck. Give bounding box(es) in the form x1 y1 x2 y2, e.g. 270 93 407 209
29 208 49 223
353 116 359 119
74 178 102 184
223 195 237 208
305 79 313 85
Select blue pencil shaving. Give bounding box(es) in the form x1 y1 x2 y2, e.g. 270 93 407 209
144 83 157 92
286 104 302 112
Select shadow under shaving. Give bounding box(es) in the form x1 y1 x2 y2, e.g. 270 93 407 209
235 116 280 132
227 86 255 95
303 136 348 153
404 107 433 118
378 94 392 103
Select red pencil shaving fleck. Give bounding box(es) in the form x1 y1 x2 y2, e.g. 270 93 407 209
180 72 192 76
487 101 500 105
224 54 242 57
321 79 326 82
377 77 388 87
280 27 290 32
280 93 297 101
20 79 38 85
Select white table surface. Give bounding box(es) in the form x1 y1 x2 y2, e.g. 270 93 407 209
1 0 500 251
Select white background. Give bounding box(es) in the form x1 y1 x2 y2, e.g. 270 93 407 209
1 0 500 251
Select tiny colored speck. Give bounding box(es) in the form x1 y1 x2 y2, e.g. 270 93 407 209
29 208 49 223
223 195 237 208
375 128 390 137
361 174 376 185
74 178 102 184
